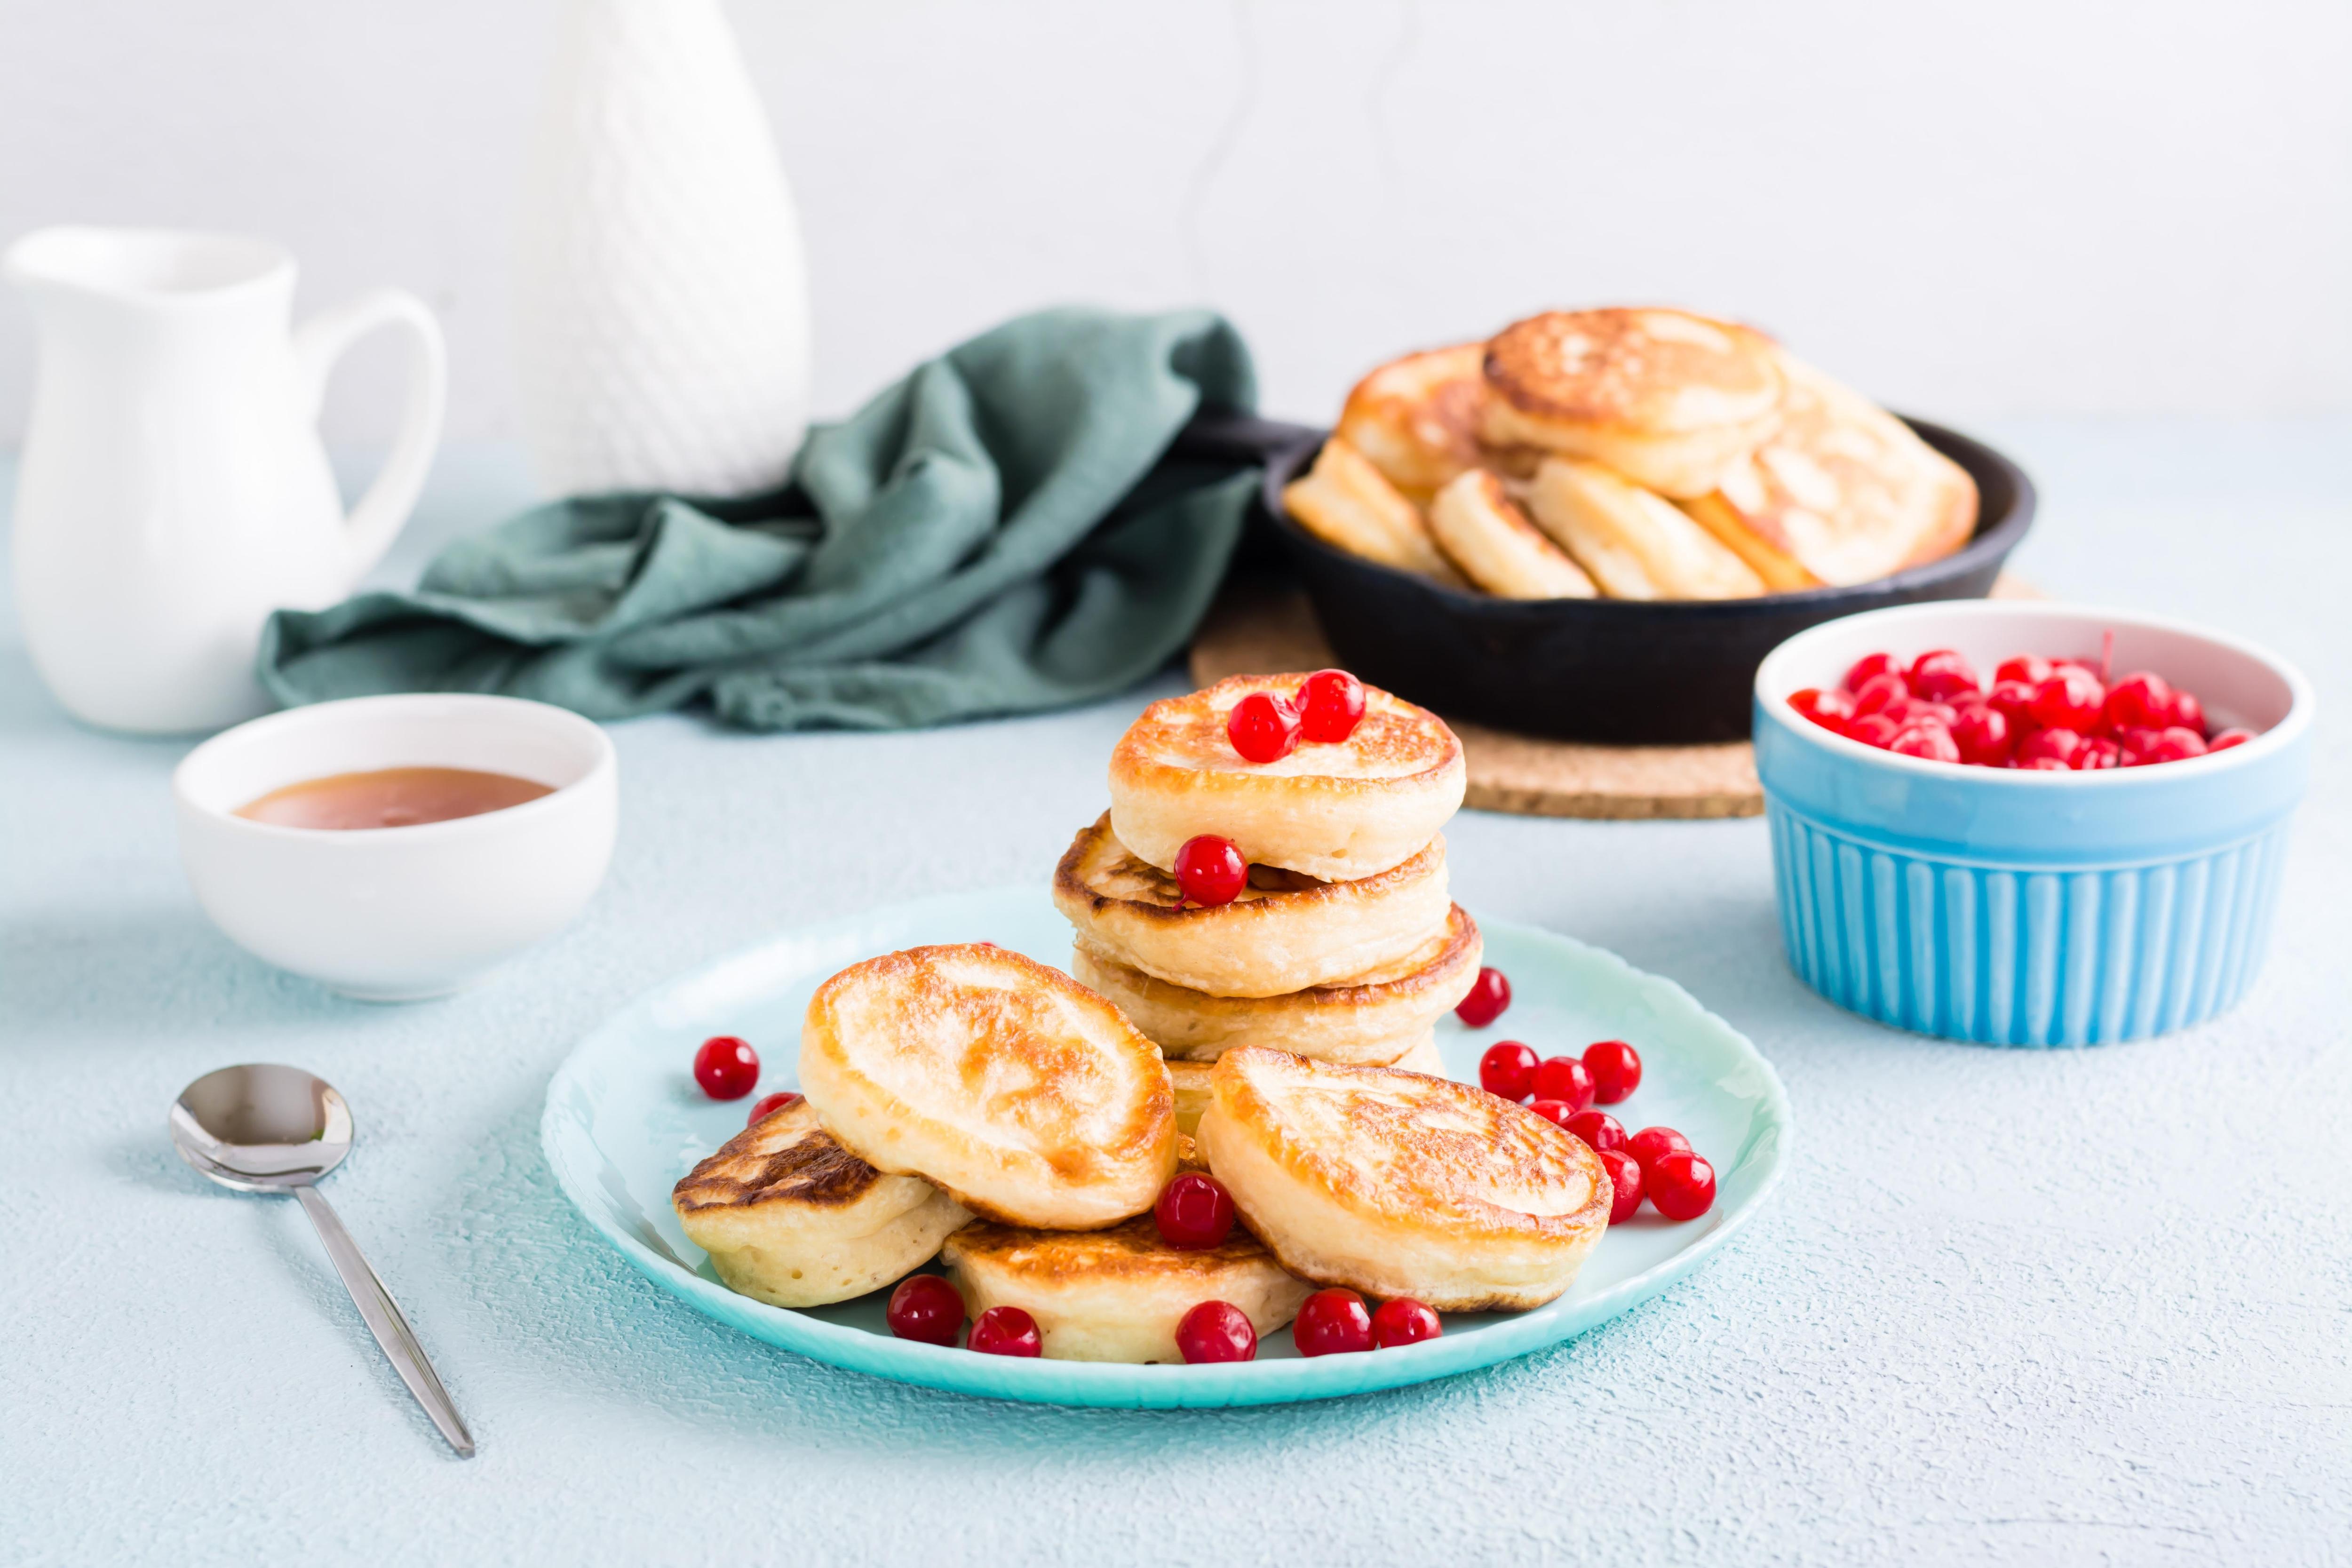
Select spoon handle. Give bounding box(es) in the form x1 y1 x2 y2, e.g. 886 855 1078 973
295 1184 477 1457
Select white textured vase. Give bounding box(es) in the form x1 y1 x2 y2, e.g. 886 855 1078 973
514 0 812 497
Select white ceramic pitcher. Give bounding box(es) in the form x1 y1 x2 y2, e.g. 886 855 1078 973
6 227 446 733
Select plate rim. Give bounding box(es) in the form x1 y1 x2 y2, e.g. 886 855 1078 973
540 886 1794 1408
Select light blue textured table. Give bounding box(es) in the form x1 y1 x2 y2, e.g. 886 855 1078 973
2 424 2346 1566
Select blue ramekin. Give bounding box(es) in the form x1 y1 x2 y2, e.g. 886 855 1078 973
1753 601 2314 1046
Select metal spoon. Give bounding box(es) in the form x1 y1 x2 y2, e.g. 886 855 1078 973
170 1064 475 1457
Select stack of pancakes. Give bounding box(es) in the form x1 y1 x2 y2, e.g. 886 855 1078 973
671 676 1613 1361
1284 306 1978 600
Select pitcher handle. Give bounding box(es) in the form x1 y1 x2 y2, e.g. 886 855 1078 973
293 289 448 584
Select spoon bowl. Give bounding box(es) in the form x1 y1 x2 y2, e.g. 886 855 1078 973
170 1063 352 1191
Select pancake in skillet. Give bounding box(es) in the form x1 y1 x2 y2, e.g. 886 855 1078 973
1278 436 1467 587
1054 814 1451 999
1070 903 1481 1064
1107 673 1466 883
943 1212 1311 1363
1481 308 1785 499
1680 350 1978 589
1335 342 1551 503
1426 469 1598 599
798 944 1175 1230
1196 1047 1612 1311
1522 457 1767 600
672 1099 971 1308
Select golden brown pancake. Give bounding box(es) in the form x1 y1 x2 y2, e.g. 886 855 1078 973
1680 350 1978 589
1426 469 1598 599
1278 436 1468 586
1107 672 1466 883
1335 342 1543 503
1054 814 1451 1000
1481 308 1785 498
943 1212 1310 1362
673 1099 972 1308
1522 457 1767 600
1070 903 1482 1064
798 943 1176 1229
1196 1047 1612 1311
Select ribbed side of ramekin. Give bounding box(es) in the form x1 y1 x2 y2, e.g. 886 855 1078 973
1767 804 2293 1046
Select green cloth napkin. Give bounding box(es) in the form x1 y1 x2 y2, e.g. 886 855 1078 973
258 307 1258 730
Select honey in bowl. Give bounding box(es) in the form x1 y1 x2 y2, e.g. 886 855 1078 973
234 767 555 831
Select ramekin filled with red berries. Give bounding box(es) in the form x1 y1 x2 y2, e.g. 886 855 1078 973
1752 601 2312 1046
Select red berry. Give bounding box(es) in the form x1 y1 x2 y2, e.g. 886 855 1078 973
1226 690 1302 764
1154 1172 1236 1250
1788 687 1856 735
1889 721 1960 763
1850 672 1909 717
2014 725 2083 768
1293 1288 1374 1356
1907 649 1981 702
885 1275 965 1346
1627 1125 1692 1175
2145 726 2208 764
1456 966 1511 1027
1527 1099 1575 1130
1950 703 2013 767
1479 1041 1539 1101
1583 1040 1641 1103
1175 1300 1257 1363
2071 736 2122 771
692 1035 760 1100
968 1305 1042 1357
1647 1151 1717 1221
1565 1108 1627 1153
2116 726 2161 766
1986 678 2040 728
1844 712 1899 749
1531 1055 1596 1112
746 1090 801 1126
2166 688 2206 736
2018 756 2071 771
2100 671 2173 734
1370 1297 1443 1349
1994 654 2053 686
1173 835 1247 907
2030 668 2105 732
2208 727 2256 752
1598 1147 1644 1224
1294 669 1367 744
1842 652 1901 692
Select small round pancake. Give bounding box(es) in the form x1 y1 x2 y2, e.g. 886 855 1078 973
1481 308 1786 499
1197 1047 1612 1311
672 1099 972 1308
1278 436 1468 587
1054 814 1451 999
798 944 1176 1230
1107 673 1466 883
1334 342 1491 504
1681 349 1979 589
1069 903 1482 1064
943 1213 1311 1362
1426 470 1597 600
1523 457 1767 601
1168 1033 1444 1134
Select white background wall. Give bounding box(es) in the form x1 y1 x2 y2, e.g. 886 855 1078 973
2 0 2347 445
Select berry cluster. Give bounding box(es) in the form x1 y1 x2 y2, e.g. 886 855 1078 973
1789 648 2254 770
1469 1009 1717 1224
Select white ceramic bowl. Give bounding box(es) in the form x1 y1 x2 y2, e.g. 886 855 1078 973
174 695 618 1000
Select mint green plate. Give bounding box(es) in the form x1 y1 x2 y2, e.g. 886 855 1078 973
541 888 1791 1408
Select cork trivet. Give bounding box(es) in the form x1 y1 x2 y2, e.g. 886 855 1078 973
1187 574 2040 821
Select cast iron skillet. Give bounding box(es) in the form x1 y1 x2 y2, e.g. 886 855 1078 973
1233 418 2035 744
